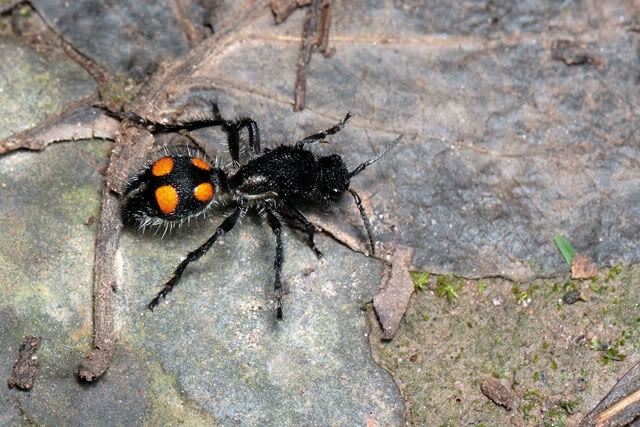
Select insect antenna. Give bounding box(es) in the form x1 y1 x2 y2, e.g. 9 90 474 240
348 135 403 178
348 188 377 256
347 135 402 256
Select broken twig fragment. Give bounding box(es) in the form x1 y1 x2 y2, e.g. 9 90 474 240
7 336 42 391
480 377 518 410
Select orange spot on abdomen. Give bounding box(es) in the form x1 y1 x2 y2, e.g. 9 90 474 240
152 157 174 176
155 185 179 214
191 158 211 171
194 182 214 202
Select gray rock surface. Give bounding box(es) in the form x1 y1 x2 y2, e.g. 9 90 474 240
31 0 209 80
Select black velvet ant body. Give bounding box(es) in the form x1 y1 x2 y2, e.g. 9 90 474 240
122 106 401 319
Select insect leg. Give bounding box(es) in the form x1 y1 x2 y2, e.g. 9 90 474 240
120 104 244 165
235 118 261 154
286 205 322 258
265 208 285 320
147 206 245 310
124 111 234 135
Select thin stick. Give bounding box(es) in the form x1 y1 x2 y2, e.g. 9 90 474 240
77 125 155 381
77 186 119 381
293 0 332 111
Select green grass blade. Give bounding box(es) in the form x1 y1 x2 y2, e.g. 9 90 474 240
554 235 575 266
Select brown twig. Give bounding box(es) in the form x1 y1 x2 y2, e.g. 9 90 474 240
62 41 110 85
316 0 332 56
76 185 119 381
293 0 332 112
77 124 155 381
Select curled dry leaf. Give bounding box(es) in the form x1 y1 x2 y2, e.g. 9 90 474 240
373 245 414 340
